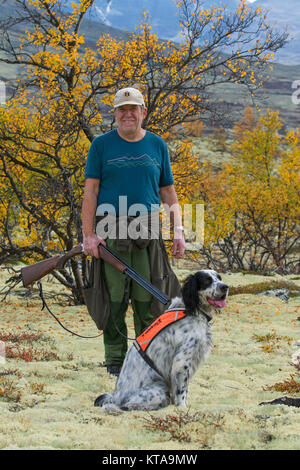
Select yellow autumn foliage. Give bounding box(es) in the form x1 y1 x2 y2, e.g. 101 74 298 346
0 0 292 296
197 110 300 272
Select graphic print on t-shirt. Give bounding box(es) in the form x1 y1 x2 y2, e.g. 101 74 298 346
107 154 160 168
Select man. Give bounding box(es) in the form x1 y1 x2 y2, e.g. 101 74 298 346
82 87 185 376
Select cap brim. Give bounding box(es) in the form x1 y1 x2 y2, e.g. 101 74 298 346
114 101 144 108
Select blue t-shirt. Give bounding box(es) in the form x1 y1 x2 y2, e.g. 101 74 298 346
84 129 174 216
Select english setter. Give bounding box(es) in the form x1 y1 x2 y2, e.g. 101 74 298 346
94 270 228 412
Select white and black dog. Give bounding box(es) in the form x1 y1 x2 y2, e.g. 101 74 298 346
94 270 228 412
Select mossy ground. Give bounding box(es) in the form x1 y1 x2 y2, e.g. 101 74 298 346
0 266 299 450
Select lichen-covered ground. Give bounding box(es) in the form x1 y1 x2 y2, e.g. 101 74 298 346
0 266 299 450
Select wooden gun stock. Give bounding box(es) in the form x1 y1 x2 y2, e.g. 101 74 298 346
21 245 83 288
21 243 169 305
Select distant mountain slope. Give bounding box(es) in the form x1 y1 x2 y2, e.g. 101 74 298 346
90 0 299 65
0 0 299 130
207 62 300 131
1 0 298 63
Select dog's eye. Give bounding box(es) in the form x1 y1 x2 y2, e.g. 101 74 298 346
201 275 213 287
196 272 214 289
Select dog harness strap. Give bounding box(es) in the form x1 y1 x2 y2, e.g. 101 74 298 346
133 342 165 379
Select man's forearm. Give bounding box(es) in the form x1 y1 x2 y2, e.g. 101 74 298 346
160 185 183 230
82 179 100 237
81 180 104 256
160 184 185 258
82 192 97 237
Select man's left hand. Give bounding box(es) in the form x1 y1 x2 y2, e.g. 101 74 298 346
173 230 186 258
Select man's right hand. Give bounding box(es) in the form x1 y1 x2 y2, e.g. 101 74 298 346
83 233 106 258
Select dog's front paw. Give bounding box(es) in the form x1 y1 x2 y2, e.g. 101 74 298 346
174 395 187 407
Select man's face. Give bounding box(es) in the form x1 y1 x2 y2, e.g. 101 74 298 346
114 104 147 137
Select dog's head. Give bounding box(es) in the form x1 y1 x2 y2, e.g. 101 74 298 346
181 270 228 316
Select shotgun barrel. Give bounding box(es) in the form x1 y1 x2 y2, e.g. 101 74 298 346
125 266 169 305
98 244 169 304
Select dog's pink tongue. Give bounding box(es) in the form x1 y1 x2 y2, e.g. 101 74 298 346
208 298 226 308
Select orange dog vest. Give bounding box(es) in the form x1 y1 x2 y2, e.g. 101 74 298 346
134 309 187 377
135 309 186 352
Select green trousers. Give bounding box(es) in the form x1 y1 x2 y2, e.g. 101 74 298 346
103 239 154 366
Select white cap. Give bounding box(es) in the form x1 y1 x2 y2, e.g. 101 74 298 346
113 87 145 108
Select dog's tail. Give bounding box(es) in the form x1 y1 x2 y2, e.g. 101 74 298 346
94 393 112 407
94 393 124 413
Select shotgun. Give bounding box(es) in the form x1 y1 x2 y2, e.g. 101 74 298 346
21 244 169 305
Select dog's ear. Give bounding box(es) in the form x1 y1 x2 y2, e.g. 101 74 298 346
182 273 200 315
